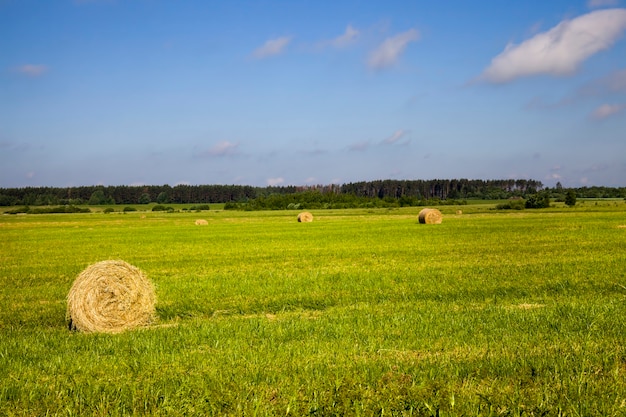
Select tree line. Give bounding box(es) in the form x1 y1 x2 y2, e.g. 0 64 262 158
0 184 256 206
1 179 624 207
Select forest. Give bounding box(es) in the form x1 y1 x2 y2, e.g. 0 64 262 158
0 179 624 208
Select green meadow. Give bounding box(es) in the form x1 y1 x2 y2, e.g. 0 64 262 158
2 202 626 416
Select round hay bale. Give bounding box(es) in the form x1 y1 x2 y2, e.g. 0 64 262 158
456 210 463 215
418 208 443 224
195 219 208 226
297 212 313 222
66 260 156 333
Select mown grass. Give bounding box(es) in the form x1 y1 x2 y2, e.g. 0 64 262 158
1 203 626 415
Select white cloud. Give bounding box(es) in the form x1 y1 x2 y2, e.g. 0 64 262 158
590 103 626 119
548 173 563 181
367 29 420 69
383 129 409 145
548 166 563 182
252 36 292 59
14 64 48 77
329 25 359 48
348 140 370 151
267 177 285 186
588 0 620 8
203 141 239 157
481 9 626 83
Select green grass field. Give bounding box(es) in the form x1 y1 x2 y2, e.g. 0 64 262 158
2 202 626 416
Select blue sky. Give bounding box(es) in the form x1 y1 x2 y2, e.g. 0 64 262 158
2 0 626 188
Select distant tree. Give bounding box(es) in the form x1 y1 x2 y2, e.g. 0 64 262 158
88 190 108 205
565 190 577 207
156 192 170 204
0 194 16 206
152 205 174 212
189 204 211 211
496 199 526 210
525 193 550 209
139 193 151 204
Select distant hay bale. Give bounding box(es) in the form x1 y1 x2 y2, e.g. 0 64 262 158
297 212 313 222
66 260 156 333
418 208 443 224
456 210 463 215
195 219 208 226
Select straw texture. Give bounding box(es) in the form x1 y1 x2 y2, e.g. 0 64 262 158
66 260 156 333
418 208 443 224
297 212 314 222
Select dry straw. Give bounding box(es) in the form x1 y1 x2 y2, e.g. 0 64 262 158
418 208 443 224
66 260 156 333
195 219 208 226
297 212 314 222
